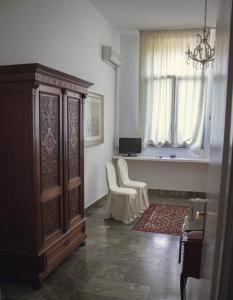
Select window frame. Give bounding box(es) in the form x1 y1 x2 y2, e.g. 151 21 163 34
147 74 205 148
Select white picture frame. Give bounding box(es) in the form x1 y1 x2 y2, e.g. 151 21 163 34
85 92 104 146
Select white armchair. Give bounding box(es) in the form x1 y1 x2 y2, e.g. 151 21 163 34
105 162 140 224
117 158 149 213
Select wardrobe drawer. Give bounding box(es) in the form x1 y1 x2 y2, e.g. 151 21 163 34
44 221 86 271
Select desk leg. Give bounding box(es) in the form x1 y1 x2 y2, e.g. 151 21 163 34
180 272 187 300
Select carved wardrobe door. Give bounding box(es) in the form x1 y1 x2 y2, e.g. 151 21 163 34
0 63 93 285
64 91 84 230
37 85 64 248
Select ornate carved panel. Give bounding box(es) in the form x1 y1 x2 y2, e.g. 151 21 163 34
68 97 80 179
42 197 61 238
69 187 80 221
40 93 60 191
35 73 88 94
0 63 89 283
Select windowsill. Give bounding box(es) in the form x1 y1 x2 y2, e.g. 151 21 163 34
113 155 208 164
113 146 209 164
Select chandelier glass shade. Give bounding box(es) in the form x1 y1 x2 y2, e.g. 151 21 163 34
186 0 215 70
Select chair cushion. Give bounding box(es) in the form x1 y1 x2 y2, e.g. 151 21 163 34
112 186 137 195
124 180 146 188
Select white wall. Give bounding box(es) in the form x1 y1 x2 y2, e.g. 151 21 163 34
118 32 140 137
0 0 120 207
125 160 208 192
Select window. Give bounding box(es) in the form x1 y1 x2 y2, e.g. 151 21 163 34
139 30 212 150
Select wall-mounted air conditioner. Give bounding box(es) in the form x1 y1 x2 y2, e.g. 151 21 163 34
102 45 122 69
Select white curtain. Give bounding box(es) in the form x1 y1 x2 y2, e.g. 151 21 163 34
139 30 212 150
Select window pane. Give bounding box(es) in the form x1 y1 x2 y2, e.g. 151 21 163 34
146 78 173 144
176 78 203 145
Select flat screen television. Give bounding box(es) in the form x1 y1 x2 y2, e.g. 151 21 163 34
119 138 142 156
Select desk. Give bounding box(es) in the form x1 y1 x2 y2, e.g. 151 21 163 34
112 156 209 192
113 155 209 164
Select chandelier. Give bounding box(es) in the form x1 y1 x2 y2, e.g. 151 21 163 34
186 0 215 70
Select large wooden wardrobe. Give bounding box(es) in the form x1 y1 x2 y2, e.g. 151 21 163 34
0 64 93 286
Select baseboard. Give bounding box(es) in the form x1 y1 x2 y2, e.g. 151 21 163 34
148 189 206 199
85 194 107 212
84 190 205 213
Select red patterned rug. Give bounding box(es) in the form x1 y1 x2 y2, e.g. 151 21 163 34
133 203 188 235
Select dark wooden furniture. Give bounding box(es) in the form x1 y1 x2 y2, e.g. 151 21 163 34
180 231 203 300
0 64 93 286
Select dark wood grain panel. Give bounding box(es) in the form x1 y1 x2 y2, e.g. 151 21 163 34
0 82 37 253
0 63 91 285
40 93 60 191
37 86 64 247
42 197 61 239
68 96 80 179
65 93 83 228
41 219 86 281
68 186 81 222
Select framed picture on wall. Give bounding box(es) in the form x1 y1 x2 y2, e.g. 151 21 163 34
85 92 104 145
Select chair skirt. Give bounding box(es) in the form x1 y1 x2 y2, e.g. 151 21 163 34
105 191 140 224
124 182 149 213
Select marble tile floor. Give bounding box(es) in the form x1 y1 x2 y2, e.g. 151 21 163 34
0 195 191 300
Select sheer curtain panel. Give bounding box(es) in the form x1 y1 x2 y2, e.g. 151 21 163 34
139 30 211 150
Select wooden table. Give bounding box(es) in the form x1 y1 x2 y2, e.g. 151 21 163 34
179 231 203 300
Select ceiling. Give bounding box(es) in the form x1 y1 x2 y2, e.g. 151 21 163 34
88 0 220 31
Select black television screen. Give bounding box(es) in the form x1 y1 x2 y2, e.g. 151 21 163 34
119 138 142 155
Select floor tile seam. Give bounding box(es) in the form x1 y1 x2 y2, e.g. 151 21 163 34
90 286 152 297
82 281 151 294
156 269 181 275
83 253 157 263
